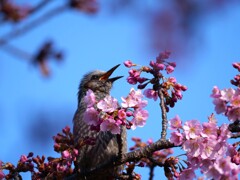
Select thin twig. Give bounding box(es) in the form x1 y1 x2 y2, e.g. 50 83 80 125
149 165 155 180
229 120 240 133
28 0 52 15
158 89 168 139
0 5 67 46
231 133 240 139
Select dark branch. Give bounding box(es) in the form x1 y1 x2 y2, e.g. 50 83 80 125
231 133 240 139
159 89 168 139
29 0 52 15
73 139 174 178
0 5 67 46
229 120 240 133
149 165 155 180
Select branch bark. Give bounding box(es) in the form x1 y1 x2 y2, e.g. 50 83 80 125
159 89 168 139
70 139 175 179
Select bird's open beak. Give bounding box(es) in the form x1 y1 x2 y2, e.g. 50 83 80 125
99 64 123 82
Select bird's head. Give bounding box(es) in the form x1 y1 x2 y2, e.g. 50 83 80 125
78 64 123 102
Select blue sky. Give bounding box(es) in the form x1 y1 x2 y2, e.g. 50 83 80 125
0 1 240 179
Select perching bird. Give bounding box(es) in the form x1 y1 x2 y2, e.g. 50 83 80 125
73 64 127 180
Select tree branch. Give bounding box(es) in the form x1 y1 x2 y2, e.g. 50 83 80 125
229 120 240 133
28 0 52 15
231 133 240 139
159 89 168 139
0 5 67 46
73 139 174 179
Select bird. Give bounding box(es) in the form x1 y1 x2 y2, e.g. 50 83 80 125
73 64 127 180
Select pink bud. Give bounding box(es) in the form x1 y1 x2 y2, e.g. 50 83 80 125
62 126 70 134
20 155 28 163
149 60 155 67
73 149 78 156
124 60 135 67
126 111 133 117
62 150 71 159
166 65 174 74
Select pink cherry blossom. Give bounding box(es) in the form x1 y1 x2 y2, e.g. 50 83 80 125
149 61 165 71
84 89 96 107
218 124 231 141
220 88 235 101
131 109 149 130
183 120 202 140
213 98 226 114
156 51 171 62
121 88 147 108
201 122 217 139
124 60 135 67
168 77 177 83
170 131 183 146
118 109 126 119
226 106 240 121
169 115 182 130
127 69 141 84
205 166 221 180
200 159 214 173
230 95 240 107
200 139 218 160
210 86 221 98
214 157 239 179
182 138 203 157
97 95 118 113
20 155 28 163
83 107 99 126
166 65 174 74
143 89 158 101
100 119 120 134
179 168 196 180
62 150 71 159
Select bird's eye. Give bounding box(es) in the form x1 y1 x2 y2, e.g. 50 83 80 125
91 75 99 80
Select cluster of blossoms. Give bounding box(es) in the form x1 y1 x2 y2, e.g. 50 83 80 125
0 126 88 179
124 51 187 111
210 62 240 123
211 86 240 122
83 88 149 134
169 115 240 180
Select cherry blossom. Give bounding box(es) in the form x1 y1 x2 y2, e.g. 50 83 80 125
83 107 99 126
84 89 96 107
183 120 202 140
100 119 121 134
131 109 149 130
143 89 158 101
97 95 118 113
124 60 135 67
169 115 182 130
170 131 183 146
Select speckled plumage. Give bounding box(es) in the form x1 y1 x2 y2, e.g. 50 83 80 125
73 67 126 180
